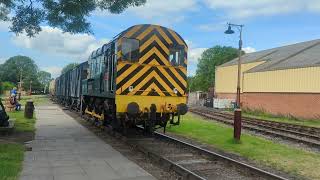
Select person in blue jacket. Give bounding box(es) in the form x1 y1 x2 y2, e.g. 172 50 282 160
10 87 17 96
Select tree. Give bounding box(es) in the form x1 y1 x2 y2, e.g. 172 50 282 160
37 71 52 93
0 81 15 94
0 55 40 90
0 0 146 37
61 63 79 74
190 46 243 92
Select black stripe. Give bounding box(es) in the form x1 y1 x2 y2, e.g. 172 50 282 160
117 64 131 77
120 67 154 95
164 67 186 91
175 31 188 47
131 25 150 39
152 78 172 96
175 68 187 81
161 27 178 45
140 41 169 60
140 29 170 48
143 54 165 65
134 77 156 95
154 68 182 96
116 65 144 90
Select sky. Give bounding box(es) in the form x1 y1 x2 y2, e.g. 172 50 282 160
0 0 320 77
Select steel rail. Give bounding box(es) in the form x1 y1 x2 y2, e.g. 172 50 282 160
153 131 288 180
190 109 320 149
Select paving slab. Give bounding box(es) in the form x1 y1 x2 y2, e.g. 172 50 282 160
20 105 156 180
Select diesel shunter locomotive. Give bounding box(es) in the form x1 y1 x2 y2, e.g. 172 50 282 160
53 24 188 132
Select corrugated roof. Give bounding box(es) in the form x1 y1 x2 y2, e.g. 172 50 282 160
219 39 320 73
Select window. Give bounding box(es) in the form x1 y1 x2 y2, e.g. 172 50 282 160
169 48 184 66
122 38 139 62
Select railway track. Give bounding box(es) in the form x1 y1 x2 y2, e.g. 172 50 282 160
189 107 320 149
70 112 289 180
128 131 289 180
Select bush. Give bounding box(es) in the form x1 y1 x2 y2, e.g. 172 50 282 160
0 81 15 94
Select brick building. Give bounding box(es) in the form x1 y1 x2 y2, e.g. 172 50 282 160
215 39 320 119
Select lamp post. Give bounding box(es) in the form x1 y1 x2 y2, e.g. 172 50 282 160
224 23 244 141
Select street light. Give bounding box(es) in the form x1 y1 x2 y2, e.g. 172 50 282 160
224 23 244 141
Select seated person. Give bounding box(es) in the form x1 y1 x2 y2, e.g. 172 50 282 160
10 94 21 111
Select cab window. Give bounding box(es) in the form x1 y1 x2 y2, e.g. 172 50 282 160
169 48 184 66
122 38 139 62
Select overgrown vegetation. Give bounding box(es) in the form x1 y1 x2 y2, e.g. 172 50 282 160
168 113 320 179
239 108 320 128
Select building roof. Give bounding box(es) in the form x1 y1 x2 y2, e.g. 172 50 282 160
220 39 320 73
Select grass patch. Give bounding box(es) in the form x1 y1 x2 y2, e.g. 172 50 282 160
168 113 320 179
0 143 24 180
7 111 36 132
224 108 320 128
241 108 320 128
0 96 42 180
19 95 49 106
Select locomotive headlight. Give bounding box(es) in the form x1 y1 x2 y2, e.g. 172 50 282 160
129 86 134 92
173 88 178 94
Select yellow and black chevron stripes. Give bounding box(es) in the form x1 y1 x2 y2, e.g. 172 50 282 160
116 24 188 97
116 63 187 97
117 24 188 67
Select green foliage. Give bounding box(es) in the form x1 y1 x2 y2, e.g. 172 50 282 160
168 113 320 179
189 46 241 91
0 81 15 94
0 56 38 90
37 71 51 89
0 0 146 37
0 143 24 180
61 63 79 74
1 81 15 91
0 56 51 92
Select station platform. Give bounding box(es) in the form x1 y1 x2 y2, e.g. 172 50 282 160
20 105 156 180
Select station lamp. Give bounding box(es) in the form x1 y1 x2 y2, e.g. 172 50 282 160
224 23 244 141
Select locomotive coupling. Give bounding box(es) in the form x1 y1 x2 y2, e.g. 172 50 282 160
177 103 188 115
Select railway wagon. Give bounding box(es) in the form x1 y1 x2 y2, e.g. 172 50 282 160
56 24 188 132
55 62 88 108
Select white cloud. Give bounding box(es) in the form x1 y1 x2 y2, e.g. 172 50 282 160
0 57 7 64
243 46 256 53
204 0 320 19
198 23 225 32
130 0 197 18
189 48 207 63
186 40 207 63
95 0 198 25
11 26 109 61
41 66 62 78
